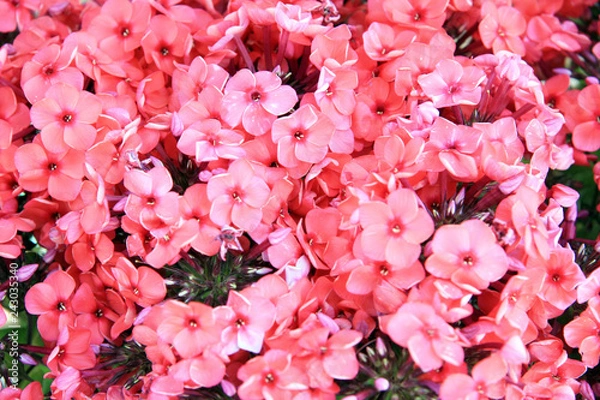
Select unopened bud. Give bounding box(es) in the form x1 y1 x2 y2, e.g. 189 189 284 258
374 378 390 391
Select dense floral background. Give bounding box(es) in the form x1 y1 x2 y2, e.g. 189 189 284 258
1 0 600 398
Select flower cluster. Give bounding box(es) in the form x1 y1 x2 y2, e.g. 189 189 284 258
1 0 600 399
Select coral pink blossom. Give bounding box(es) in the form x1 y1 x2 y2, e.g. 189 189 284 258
47 327 96 373
207 159 271 232
221 69 298 136
140 15 192 75
30 83 102 153
439 354 508 400
237 350 309 400
218 290 276 354
156 300 222 359
572 84 600 152
14 142 84 202
529 247 585 310
24 269 76 342
382 0 449 30
380 302 464 372
564 300 600 367
425 219 508 293
21 43 83 104
358 188 434 266
479 4 527 56
0 86 30 150
111 257 166 308
177 118 245 162
297 327 362 387
124 166 180 231
271 104 335 169
418 59 486 108
87 0 152 61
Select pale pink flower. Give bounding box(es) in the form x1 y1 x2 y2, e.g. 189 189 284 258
358 188 433 266
418 59 486 108
221 69 298 136
206 159 271 232
271 104 334 169
30 83 102 153
380 302 464 372
425 219 509 293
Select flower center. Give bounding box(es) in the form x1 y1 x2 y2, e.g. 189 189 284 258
264 373 274 383
57 302 66 311
62 114 73 123
251 91 261 102
379 265 389 276
160 47 169 56
48 163 58 171
391 224 401 234
294 131 304 140
552 274 560 282
462 255 474 266
121 27 130 37
235 318 245 328
189 319 198 328
147 197 156 206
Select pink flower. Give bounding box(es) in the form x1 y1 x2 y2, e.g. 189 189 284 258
425 219 509 293
0 86 30 150
123 166 181 231
564 300 600 367
221 69 298 136
21 44 83 104
140 14 192 75
207 159 271 232
30 83 102 153
380 302 465 372
218 290 276 354
439 354 508 400
24 269 76 342
271 104 334 169
14 142 85 202
358 188 434 266
418 59 486 108
155 300 222 359
237 350 309 400
177 119 245 162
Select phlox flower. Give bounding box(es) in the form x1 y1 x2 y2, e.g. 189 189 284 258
422 117 482 181
571 84 600 152
528 247 585 310
218 290 276 354
314 67 358 130
358 188 434 267
479 3 527 56
380 302 465 372
68 233 114 272
71 282 117 346
439 354 508 400
382 0 449 30
14 141 85 202
271 104 334 171
362 22 416 62
123 166 180 231
141 15 193 75
111 257 166 308
221 69 298 136
177 119 245 162
171 55 229 108
47 327 97 373
21 43 83 104
168 354 227 389
207 159 271 232
0 86 30 150
237 349 309 400
296 327 362 388
425 219 509 293
180 184 221 257
155 300 222 359
24 269 76 342
87 0 152 61
564 300 600 368
418 58 486 108
145 219 198 268
30 83 102 153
